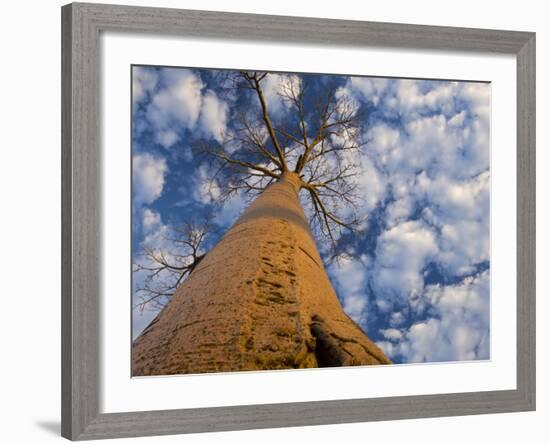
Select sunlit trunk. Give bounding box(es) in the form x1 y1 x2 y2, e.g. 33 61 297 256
133 172 390 376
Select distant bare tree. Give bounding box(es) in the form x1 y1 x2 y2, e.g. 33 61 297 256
202 71 365 245
133 220 211 312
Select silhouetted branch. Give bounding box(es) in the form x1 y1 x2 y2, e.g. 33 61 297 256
133 220 211 313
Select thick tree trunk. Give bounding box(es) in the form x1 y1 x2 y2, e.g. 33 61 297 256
133 172 390 376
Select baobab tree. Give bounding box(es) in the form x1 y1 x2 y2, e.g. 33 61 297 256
132 71 390 375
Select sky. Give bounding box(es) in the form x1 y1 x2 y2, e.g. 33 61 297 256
132 65 491 365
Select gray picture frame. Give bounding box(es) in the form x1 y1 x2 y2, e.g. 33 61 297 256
61 2 536 440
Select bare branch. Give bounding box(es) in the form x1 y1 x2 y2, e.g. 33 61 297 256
201 144 279 179
240 71 289 171
202 71 365 247
133 220 212 313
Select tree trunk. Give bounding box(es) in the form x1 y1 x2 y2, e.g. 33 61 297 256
133 172 390 376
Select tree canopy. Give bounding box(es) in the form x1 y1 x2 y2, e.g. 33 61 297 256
201 71 365 243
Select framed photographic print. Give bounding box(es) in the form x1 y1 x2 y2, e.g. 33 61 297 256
61 2 535 440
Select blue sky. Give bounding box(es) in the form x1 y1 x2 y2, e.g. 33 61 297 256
132 65 491 364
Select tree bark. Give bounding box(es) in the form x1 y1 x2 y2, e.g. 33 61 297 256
133 172 390 376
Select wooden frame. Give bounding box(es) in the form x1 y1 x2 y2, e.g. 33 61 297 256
61 2 536 440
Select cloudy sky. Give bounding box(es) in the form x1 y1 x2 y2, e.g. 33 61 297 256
132 65 491 365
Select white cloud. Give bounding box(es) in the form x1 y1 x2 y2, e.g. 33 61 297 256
460 82 491 121
395 80 455 114
142 208 161 233
352 145 387 214
192 164 221 205
261 73 302 116
139 68 230 149
372 220 438 312
365 115 472 178
133 66 158 103
352 77 490 176
348 77 389 106
369 123 400 152
416 171 490 275
333 85 360 118
154 129 179 149
380 328 403 341
133 153 167 205
385 195 414 228
448 111 466 127
199 90 228 143
390 271 490 363
259 73 283 114
143 69 204 149
329 255 369 325
148 69 204 129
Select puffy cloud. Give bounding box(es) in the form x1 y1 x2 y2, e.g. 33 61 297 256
333 85 361 118
460 82 491 121
348 77 389 106
417 171 490 275
132 153 167 205
329 255 370 326
192 164 221 205
368 124 400 154
199 90 228 143
349 77 490 178
380 328 403 341
396 80 456 114
258 73 284 114
137 68 230 150
348 78 489 124
154 129 179 149
261 73 302 116
384 271 490 363
448 110 466 127
385 195 414 228
147 69 203 129
365 114 483 179
142 208 161 233
350 140 388 216
439 221 489 275
371 220 438 312
133 66 158 104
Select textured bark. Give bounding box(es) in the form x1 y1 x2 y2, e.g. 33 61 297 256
132 172 390 376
